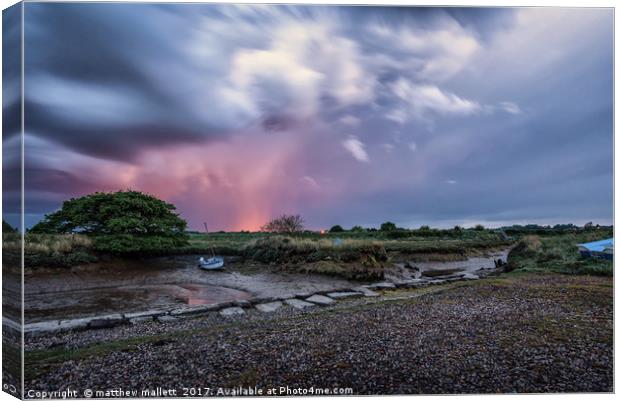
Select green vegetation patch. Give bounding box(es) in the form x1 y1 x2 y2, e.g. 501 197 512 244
243 236 388 280
507 231 613 276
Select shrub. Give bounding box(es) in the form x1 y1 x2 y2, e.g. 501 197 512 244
385 230 412 239
329 225 345 233
521 235 542 252
242 235 387 280
380 221 397 231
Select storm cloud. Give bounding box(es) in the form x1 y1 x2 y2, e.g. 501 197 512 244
14 4 613 231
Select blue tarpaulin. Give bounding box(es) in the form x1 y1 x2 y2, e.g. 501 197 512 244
577 238 613 260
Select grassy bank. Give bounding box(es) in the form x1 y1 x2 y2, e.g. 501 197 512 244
12 229 511 272
182 230 510 280
182 230 510 257
507 230 613 276
10 228 612 279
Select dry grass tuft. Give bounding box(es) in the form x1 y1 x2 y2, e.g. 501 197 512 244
3 234 93 254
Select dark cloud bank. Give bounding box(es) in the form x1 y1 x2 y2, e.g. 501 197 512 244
5 4 612 230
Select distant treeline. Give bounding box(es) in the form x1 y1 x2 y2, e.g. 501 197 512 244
500 223 613 236
188 225 497 240
187 222 613 239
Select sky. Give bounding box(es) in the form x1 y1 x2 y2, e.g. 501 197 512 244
2 4 613 231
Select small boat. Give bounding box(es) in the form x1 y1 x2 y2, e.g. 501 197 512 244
199 221 225 270
199 256 225 270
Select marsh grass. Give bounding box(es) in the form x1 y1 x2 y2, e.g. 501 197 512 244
8 229 510 273
184 231 509 256
3 233 98 268
241 235 388 280
3 233 93 252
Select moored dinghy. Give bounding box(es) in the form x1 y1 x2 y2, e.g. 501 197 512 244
199 256 225 270
199 221 225 270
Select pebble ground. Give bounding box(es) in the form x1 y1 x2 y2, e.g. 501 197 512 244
24 272 613 396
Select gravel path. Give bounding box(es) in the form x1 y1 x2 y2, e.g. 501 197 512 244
25 273 613 395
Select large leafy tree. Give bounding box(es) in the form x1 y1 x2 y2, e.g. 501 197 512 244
30 191 188 253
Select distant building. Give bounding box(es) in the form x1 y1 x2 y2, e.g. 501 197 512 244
577 239 613 260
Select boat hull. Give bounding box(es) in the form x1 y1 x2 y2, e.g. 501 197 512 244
199 257 225 270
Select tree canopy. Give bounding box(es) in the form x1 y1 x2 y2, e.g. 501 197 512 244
380 221 397 231
30 191 188 253
261 214 304 233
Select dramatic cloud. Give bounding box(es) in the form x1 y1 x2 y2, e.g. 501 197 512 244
12 5 613 230
367 18 481 81
342 136 370 163
387 78 481 123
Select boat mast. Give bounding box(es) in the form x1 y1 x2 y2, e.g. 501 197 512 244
203 221 215 257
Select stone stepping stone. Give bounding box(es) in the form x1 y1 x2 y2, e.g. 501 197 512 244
58 317 93 331
24 321 63 336
157 315 179 323
305 294 335 306
353 286 379 297
255 301 283 313
284 298 316 310
88 314 125 329
129 316 154 324
366 282 396 290
391 279 413 288
462 273 480 280
169 305 212 316
125 310 167 319
3 318 21 332
432 274 463 280
392 279 428 288
219 307 245 316
327 291 362 299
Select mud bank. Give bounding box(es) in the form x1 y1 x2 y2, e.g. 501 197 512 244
24 249 509 324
